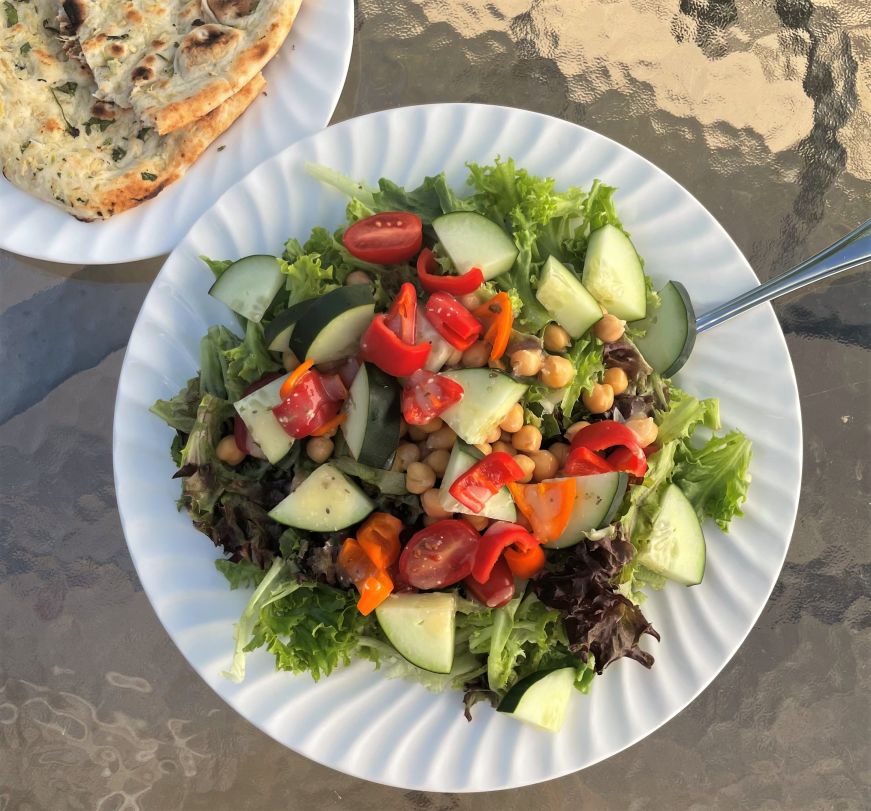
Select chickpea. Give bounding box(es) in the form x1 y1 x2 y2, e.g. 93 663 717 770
593 313 626 343
543 323 571 352
485 425 503 444
564 420 590 442
459 291 482 310
491 441 516 456
461 341 491 368
512 424 543 453
306 436 334 463
549 442 571 466
345 270 372 285
216 435 245 466
513 453 536 483
391 442 421 473
282 350 300 372
582 383 615 414
462 514 490 531
539 355 575 389
419 417 444 435
499 403 524 434
424 448 451 477
473 442 492 455
626 417 659 448
406 462 436 494
529 449 559 482
407 424 427 442
603 367 629 396
510 348 543 377
421 488 452 519
426 425 456 450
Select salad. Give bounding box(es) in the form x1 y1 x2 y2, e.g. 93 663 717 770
151 159 752 732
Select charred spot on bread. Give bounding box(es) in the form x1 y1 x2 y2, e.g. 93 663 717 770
61 0 86 34
90 100 116 121
177 24 242 71
208 0 260 23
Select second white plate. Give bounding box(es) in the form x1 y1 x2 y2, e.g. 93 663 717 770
0 0 354 265
114 103 802 791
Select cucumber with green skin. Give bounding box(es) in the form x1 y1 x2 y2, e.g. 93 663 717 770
208 255 284 323
374 592 457 674
582 225 647 322
543 472 628 549
233 374 294 464
288 285 375 363
341 363 402 469
438 368 528 445
633 281 697 377
432 212 519 281
497 667 577 731
536 256 603 338
263 299 316 352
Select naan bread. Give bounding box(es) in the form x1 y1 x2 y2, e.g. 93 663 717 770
65 0 301 134
1 0 264 220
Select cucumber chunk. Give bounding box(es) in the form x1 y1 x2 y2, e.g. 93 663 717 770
208 255 284 323
432 212 519 281
288 285 375 363
233 375 294 464
582 225 647 321
375 592 457 674
268 463 374 531
341 363 402 468
438 369 528 445
497 667 577 731
536 256 603 338
543 472 628 549
263 299 316 353
636 484 706 586
633 281 696 377
438 441 517 521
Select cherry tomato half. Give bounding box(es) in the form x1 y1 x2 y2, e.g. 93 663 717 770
342 212 423 265
398 519 479 590
272 370 342 439
464 555 515 608
401 369 464 426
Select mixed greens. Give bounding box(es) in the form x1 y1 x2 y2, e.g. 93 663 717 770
151 159 751 731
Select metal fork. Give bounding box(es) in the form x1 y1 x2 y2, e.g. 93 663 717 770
695 218 871 334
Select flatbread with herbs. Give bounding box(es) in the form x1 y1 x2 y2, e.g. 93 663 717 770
63 0 301 134
1 0 264 219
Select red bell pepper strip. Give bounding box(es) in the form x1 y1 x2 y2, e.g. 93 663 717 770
503 543 546 578
473 292 512 360
506 479 576 542
471 521 538 584
416 248 484 295
424 293 483 351
448 452 525 514
360 315 431 377
569 420 647 477
401 369 464 425
384 282 418 345
563 446 616 476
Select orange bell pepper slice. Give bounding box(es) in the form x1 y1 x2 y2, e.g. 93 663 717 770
310 411 347 436
356 512 402 570
279 358 315 399
473 292 512 360
503 543 546 578
337 537 377 584
356 569 394 616
507 478 576 542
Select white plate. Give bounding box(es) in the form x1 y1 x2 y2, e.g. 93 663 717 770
0 0 353 265
113 104 802 792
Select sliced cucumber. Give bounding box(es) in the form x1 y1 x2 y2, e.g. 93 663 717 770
375 592 457 674
288 285 375 364
341 363 402 468
432 212 519 281
636 484 706 586
536 256 603 338
263 299 316 352
438 441 516 521
416 312 454 372
233 375 293 464
268 463 374 531
497 667 576 731
208 255 284 323
633 281 696 377
544 472 628 549
582 225 647 321
438 369 528 445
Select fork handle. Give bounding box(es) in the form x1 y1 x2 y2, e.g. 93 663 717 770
695 218 871 334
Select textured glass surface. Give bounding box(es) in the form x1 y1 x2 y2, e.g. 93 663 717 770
1 1 869 807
